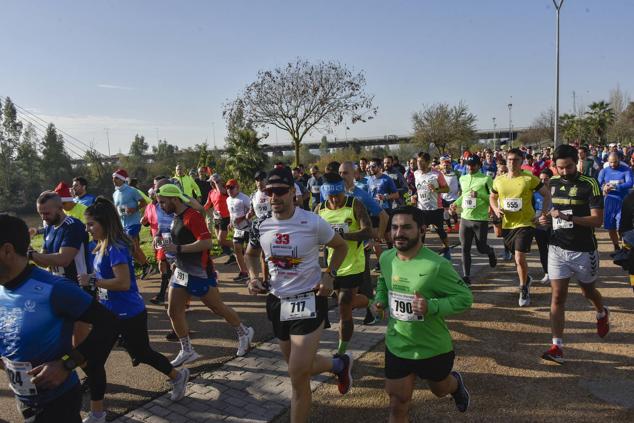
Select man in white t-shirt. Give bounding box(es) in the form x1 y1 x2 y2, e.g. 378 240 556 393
244 166 352 423
413 152 452 260
440 158 461 232
248 171 271 283
226 179 252 282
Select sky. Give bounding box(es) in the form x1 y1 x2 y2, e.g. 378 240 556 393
1 0 632 158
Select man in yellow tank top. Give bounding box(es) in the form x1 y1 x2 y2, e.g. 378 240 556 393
318 172 373 354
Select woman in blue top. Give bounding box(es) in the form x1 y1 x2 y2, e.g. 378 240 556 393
78 197 189 423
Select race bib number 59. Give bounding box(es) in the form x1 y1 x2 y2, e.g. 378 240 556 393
388 291 423 322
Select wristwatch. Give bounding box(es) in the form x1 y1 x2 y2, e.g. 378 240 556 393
329 268 338 278
61 354 77 371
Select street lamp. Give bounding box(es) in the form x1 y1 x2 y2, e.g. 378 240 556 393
553 0 565 148
492 117 497 149
507 100 513 147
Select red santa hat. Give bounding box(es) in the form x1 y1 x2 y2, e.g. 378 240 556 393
112 168 129 181
54 182 74 202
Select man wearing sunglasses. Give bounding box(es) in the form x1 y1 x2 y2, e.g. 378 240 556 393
244 166 353 423
225 179 252 282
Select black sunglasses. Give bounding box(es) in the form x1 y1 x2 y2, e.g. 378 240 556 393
265 186 291 196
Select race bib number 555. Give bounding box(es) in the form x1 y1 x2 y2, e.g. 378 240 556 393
502 198 522 212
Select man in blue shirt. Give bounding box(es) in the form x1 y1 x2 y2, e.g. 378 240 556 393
0 214 116 423
71 176 96 207
367 158 399 211
598 152 633 251
112 168 150 277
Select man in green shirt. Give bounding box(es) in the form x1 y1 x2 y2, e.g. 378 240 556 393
373 206 473 421
450 155 497 285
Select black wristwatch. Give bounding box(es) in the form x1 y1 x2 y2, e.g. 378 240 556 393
61 354 77 371
329 268 338 278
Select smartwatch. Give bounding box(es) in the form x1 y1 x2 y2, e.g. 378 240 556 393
329 268 338 278
61 354 77 371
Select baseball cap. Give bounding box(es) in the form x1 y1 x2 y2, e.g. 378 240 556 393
254 170 267 181
267 166 294 187
465 155 481 166
225 179 238 188
156 184 190 203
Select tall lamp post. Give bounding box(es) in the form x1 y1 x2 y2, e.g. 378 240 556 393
492 117 497 150
507 100 513 148
553 0 565 148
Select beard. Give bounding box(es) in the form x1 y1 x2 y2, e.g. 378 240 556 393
393 236 419 252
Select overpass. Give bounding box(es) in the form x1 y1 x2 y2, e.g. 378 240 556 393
71 127 528 166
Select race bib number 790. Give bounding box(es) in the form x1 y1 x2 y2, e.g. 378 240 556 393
388 291 424 322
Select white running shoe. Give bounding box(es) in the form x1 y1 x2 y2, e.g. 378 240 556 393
82 412 106 423
170 349 201 367
539 273 550 284
236 326 255 357
170 367 189 401
518 276 532 307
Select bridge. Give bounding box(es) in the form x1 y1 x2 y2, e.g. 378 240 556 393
71 127 528 166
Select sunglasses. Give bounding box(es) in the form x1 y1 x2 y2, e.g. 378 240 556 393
226 185 237 190
265 186 290 196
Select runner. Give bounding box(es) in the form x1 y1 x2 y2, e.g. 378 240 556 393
440 158 460 232
367 157 399 269
78 198 189 423
54 182 87 223
225 179 251 282
292 167 310 209
72 176 96 207
111 168 151 279
173 164 201 201
156 183 254 365
490 148 551 306
383 155 407 208
0 214 117 423
244 166 353 423
195 167 213 206
372 206 472 421
412 152 452 260
450 155 497 285
534 169 553 284
248 171 272 283
539 145 608 364
306 166 323 209
318 172 373 353
204 173 234 261
597 152 633 252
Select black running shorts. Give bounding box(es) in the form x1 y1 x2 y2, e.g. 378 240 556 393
334 272 364 290
385 347 455 381
266 293 329 341
502 227 535 253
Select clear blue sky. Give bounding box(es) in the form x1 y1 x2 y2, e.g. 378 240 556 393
1 0 632 157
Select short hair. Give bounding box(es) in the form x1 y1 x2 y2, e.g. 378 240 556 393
359 157 368 162
37 191 62 206
553 145 579 163
154 175 168 182
507 148 524 157
72 176 88 188
525 154 533 160
416 152 431 162
322 172 343 184
496 158 506 166
540 168 553 178
370 158 382 165
0 214 29 256
384 155 394 161
390 206 426 229
578 145 589 153
326 161 341 173
292 167 301 172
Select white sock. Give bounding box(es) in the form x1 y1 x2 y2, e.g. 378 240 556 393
596 308 606 319
179 336 192 353
552 338 563 348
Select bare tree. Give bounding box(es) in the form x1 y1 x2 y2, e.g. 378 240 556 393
609 83 631 116
224 59 377 165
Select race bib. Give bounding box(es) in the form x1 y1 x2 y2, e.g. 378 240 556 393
2 358 37 396
97 288 109 301
233 229 246 238
311 186 321 194
609 179 621 187
552 209 574 230
502 198 522 212
213 210 221 219
173 268 189 287
118 207 128 216
486 171 495 178
331 223 349 235
280 292 316 321
388 291 423 322
462 197 476 209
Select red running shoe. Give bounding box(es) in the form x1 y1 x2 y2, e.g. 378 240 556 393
597 307 610 338
541 344 564 364
334 353 353 394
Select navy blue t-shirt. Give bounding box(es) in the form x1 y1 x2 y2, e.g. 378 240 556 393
368 174 397 210
0 266 92 406
93 244 145 319
43 216 91 283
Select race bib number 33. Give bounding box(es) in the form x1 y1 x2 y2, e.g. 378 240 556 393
388 291 423 322
280 292 316 321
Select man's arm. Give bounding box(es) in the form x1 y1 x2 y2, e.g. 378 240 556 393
245 243 262 281
32 246 79 268
435 172 450 194
376 209 389 239
342 200 373 242
537 184 551 214
325 233 348 274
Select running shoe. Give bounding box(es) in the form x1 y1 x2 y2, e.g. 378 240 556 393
539 273 550 285
233 272 249 283
82 412 106 423
488 251 497 268
170 367 190 401
372 263 381 273
149 295 165 305
541 344 564 364
503 250 513 261
597 307 610 338
334 352 353 395
450 371 470 412
170 349 201 367
225 254 237 265
236 326 255 357
462 276 471 286
363 308 378 325
140 264 152 280
518 280 531 307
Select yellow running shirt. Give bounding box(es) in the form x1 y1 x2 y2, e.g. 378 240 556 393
492 173 541 229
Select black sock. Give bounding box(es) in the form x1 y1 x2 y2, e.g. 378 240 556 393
158 270 171 298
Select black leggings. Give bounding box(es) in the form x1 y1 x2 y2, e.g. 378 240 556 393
534 228 550 274
85 310 173 401
459 219 495 277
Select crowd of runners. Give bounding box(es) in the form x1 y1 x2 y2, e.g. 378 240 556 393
1 140 633 422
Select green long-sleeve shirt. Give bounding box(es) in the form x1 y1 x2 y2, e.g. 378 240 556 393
375 246 473 360
454 172 493 222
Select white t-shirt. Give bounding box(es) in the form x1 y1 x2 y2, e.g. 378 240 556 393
227 192 251 230
256 207 335 298
294 183 303 201
441 171 461 203
414 169 447 211
251 189 271 219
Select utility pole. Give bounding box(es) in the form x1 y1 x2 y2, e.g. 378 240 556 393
507 98 513 148
572 90 577 116
211 121 216 149
104 128 111 156
553 0 565 148
492 117 497 150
